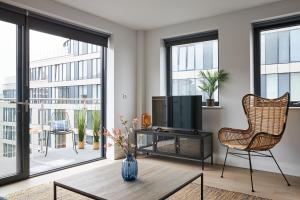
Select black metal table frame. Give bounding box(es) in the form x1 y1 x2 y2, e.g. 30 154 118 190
134 129 213 170
53 173 203 200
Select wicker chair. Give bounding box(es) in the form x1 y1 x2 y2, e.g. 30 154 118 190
218 92 290 192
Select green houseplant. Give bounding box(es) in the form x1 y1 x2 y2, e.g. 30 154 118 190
92 110 101 150
77 109 86 149
198 69 229 106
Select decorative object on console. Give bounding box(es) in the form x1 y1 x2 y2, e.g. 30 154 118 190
104 116 139 181
92 110 101 150
77 109 86 149
198 69 228 106
218 92 290 192
141 113 152 129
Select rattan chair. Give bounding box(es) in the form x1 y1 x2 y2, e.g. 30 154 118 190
218 92 290 192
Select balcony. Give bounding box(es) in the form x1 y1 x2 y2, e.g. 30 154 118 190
0 97 103 176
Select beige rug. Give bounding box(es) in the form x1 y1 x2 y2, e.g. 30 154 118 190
5 182 269 200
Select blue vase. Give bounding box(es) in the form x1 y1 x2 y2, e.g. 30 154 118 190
122 154 138 181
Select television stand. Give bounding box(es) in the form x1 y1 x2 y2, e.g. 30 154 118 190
134 128 213 170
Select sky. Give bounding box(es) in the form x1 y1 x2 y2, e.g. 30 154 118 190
0 20 68 94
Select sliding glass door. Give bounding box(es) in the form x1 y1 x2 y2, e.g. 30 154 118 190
0 2 108 185
29 30 104 175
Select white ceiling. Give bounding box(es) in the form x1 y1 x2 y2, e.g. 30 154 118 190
54 0 282 30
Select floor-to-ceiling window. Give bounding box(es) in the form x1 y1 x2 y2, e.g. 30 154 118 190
254 16 300 106
29 31 105 175
164 30 219 105
0 2 109 184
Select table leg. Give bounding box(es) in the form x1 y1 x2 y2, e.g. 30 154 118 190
201 174 203 200
54 182 57 200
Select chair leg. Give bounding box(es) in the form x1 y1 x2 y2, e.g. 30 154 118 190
269 150 291 186
248 151 255 192
45 132 50 157
73 132 78 154
221 147 229 178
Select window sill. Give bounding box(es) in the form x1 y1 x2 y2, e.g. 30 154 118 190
289 107 300 110
202 106 223 109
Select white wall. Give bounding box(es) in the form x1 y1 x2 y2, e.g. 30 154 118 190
3 0 137 159
143 0 300 176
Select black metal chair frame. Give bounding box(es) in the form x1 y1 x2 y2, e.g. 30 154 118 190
45 112 78 157
220 148 291 192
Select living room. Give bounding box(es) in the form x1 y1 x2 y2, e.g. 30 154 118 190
0 0 299 199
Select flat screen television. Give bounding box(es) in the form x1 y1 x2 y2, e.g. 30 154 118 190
152 96 202 130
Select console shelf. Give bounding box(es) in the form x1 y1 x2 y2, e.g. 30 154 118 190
134 128 213 170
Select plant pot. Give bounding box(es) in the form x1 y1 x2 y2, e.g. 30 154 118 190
206 99 215 107
122 154 138 181
78 141 85 149
93 141 100 150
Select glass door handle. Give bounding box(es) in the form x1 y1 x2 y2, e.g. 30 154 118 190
9 100 30 112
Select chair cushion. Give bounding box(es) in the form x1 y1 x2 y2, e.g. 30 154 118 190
51 120 69 131
222 141 249 150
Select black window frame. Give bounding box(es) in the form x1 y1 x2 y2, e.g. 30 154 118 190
164 30 219 106
253 14 300 107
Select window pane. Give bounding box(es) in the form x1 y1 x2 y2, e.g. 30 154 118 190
261 74 266 98
179 47 186 71
187 46 195 70
213 40 218 69
290 29 300 62
278 73 289 96
261 34 266 65
195 43 203 69
203 41 213 69
278 31 289 64
172 46 178 72
265 32 278 65
266 74 278 98
291 73 300 101
172 79 178 96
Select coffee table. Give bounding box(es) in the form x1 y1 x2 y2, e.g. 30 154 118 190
54 160 203 200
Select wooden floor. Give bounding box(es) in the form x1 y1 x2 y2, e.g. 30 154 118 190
0 155 299 200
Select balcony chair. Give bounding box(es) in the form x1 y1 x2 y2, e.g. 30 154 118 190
218 92 290 192
45 111 78 156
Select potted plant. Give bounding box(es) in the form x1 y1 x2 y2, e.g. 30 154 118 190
198 69 229 106
92 110 101 150
77 109 86 149
104 116 139 181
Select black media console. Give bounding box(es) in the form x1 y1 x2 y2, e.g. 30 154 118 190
134 128 213 170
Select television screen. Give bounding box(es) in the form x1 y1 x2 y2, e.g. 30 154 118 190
152 96 202 130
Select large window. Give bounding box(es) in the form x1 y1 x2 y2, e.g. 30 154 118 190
164 31 219 104
0 1 109 184
254 16 300 106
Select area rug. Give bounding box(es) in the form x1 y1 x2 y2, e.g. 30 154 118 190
5 182 269 200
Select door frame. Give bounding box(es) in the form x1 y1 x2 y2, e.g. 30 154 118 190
0 3 29 186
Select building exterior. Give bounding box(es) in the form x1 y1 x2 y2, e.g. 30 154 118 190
0 39 103 159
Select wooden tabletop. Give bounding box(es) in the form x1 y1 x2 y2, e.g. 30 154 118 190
55 159 202 200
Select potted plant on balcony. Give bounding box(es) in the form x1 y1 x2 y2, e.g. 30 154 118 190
198 69 229 106
77 109 86 149
92 110 101 150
